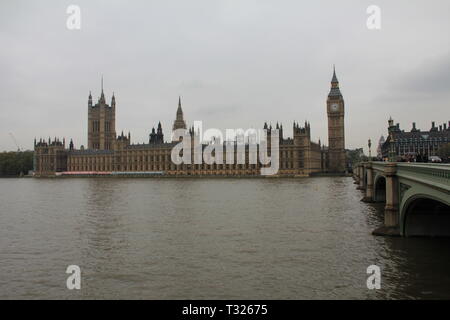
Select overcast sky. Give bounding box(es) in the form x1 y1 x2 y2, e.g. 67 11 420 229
1 0 449 152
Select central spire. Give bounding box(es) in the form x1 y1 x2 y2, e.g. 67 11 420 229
99 75 106 103
172 96 187 133
176 96 184 121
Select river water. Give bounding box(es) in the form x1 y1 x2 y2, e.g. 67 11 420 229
1 177 449 299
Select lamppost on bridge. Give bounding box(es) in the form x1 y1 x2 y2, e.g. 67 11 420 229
368 139 372 161
389 135 396 162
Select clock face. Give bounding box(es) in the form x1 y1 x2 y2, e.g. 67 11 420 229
330 103 339 112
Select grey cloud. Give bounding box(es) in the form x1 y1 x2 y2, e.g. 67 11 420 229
397 53 450 97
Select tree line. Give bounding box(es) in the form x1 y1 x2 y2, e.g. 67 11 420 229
437 143 450 162
0 151 34 176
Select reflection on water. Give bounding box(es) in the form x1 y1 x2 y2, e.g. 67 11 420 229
0 177 449 299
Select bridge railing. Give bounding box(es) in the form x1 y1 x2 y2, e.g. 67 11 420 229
371 161 387 172
359 161 450 192
396 163 450 192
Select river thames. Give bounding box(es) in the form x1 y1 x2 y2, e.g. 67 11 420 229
1 177 449 299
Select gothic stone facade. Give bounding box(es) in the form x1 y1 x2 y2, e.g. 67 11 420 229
381 118 450 161
34 70 346 177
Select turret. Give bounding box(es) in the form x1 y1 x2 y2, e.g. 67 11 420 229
157 121 163 134
293 122 310 146
99 76 106 104
276 123 283 142
388 117 394 128
149 127 156 143
111 92 116 108
88 91 92 107
431 121 438 132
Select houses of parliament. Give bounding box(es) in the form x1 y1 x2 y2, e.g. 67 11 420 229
33 69 347 177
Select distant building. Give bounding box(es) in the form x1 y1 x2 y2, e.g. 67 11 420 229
34 69 347 176
346 148 364 172
377 135 385 159
381 117 450 161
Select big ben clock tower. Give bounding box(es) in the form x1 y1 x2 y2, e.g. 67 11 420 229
327 66 346 173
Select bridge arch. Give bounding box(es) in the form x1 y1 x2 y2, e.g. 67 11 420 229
373 174 386 203
402 195 450 237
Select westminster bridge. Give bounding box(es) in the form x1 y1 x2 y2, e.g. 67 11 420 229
354 162 450 237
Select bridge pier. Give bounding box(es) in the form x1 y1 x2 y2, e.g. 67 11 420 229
362 163 374 202
384 163 399 227
373 163 400 236
357 165 365 190
353 165 360 184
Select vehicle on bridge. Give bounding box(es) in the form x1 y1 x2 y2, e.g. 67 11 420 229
429 156 442 163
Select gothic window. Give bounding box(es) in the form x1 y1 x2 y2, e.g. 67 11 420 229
93 121 100 133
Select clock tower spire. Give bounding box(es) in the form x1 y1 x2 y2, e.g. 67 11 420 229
327 66 346 173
